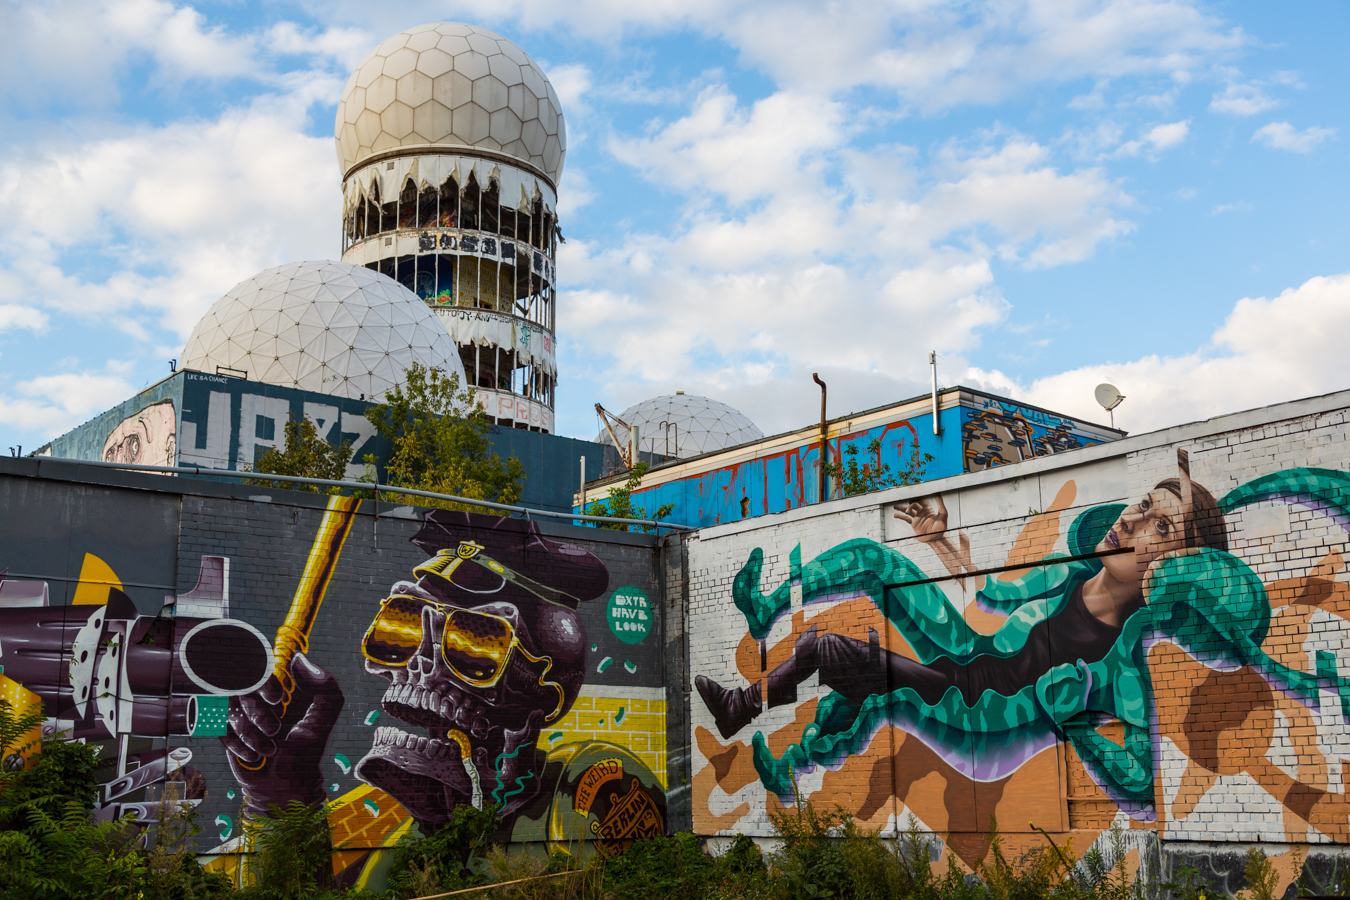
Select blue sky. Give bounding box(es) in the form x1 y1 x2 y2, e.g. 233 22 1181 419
1 0 1347 449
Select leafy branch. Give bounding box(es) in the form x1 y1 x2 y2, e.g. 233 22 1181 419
823 437 935 498
585 462 675 532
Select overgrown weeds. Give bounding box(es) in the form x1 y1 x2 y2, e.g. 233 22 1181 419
240 800 340 900
384 803 500 899
0 725 1291 900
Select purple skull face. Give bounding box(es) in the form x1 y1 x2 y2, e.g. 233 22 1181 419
354 515 606 824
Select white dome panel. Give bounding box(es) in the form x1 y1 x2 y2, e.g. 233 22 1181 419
597 394 765 460
336 23 566 184
181 261 466 401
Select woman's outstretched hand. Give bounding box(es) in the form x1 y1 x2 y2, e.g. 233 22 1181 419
893 496 949 544
894 495 974 584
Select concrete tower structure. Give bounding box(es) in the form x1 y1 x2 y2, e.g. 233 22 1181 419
336 23 564 432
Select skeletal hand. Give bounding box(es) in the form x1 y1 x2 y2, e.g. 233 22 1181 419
221 652 344 818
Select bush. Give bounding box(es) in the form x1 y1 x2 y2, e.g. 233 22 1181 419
241 800 339 900
384 803 500 899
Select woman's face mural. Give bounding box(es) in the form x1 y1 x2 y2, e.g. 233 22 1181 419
1097 487 1187 585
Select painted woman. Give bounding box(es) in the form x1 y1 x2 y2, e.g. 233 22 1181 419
696 452 1350 818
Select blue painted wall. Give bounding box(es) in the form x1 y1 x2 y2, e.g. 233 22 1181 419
584 395 1115 529
40 371 602 514
598 406 962 528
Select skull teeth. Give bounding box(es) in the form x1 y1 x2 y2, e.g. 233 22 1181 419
371 726 459 761
379 678 484 733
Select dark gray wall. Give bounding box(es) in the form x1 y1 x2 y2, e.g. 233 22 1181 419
0 456 680 888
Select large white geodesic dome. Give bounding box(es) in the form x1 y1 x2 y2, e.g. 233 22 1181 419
336 22 566 183
598 395 764 460
181 261 466 401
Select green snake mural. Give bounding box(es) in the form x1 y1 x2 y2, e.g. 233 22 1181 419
696 466 1350 820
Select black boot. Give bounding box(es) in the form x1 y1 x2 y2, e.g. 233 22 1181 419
695 675 762 740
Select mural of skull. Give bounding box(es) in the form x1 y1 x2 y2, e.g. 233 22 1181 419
354 513 608 824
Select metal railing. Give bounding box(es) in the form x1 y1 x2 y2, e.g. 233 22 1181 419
31 457 694 533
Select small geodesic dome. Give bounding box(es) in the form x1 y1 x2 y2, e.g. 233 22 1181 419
180 261 465 401
597 395 764 459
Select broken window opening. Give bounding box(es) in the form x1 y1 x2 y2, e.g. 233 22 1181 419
418 185 439 229
438 178 459 227
413 255 437 301
461 173 481 231
398 180 417 230
481 180 501 235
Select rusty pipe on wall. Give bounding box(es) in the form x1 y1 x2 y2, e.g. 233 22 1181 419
813 373 828 503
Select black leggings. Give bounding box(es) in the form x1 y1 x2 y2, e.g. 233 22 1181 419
770 625 963 709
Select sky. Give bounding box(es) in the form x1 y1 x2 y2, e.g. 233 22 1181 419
1 0 1348 449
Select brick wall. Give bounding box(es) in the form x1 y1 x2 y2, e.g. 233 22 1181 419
686 391 1350 885
0 458 677 890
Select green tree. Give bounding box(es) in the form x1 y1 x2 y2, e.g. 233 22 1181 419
245 415 354 493
365 362 525 511
584 462 675 532
825 437 935 498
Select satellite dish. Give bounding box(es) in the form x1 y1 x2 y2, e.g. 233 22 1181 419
1094 383 1124 411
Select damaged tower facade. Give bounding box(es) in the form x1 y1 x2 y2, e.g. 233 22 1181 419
336 23 564 432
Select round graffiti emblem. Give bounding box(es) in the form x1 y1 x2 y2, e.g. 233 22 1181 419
606 586 650 645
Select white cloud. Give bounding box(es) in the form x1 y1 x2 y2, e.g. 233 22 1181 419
264 22 372 69
0 93 340 340
0 0 363 110
0 305 47 333
557 168 595 218
0 0 1282 447
1209 78 1279 116
1252 121 1336 153
610 87 845 205
974 272 1350 434
323 0 1241 109
564 85 1136 430
1210 200 1252 215
0 0 256 108
1063 118 1189 160
547 63 594 117
1145 119 1190 149
0 368 138 433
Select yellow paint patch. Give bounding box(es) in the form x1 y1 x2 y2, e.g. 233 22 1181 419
541 692 667 786
72 552 122 605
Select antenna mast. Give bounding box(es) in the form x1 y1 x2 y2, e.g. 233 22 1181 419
595 403 635 470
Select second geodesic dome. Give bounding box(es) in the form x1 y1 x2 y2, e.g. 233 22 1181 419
181 261 465 401
597 394 764 460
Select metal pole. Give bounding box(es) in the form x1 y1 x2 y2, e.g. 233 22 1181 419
812 373 827 503
579 455 586 521
31 456 696 531
930 351 941 436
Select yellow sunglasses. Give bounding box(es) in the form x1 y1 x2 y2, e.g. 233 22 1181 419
362 542 567 721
